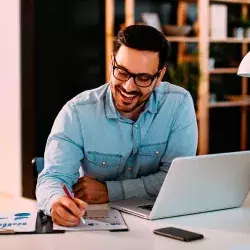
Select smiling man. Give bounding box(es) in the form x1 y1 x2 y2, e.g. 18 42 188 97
36 25 198 226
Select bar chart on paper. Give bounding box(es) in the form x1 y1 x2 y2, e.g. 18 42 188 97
0 212 36 232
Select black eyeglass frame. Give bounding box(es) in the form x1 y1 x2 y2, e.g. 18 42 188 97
112 56 162 88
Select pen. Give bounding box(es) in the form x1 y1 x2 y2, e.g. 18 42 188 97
61 183 86 225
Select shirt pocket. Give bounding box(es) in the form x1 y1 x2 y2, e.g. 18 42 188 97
84 151 123 181
138 142 167 176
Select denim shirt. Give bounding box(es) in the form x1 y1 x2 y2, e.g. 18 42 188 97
36 82 198 215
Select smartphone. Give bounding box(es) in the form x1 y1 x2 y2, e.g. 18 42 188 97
153 227 204 242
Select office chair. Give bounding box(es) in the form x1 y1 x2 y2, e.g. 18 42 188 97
31 157 44 198
32 157 44 178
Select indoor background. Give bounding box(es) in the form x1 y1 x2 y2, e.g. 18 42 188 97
1 0 250 199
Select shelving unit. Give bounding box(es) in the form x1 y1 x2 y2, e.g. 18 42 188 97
166 36 199 42
209 100 250 108
210 38 250 43
105 0 250 154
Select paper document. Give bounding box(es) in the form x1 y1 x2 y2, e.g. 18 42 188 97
0 212 36 232
53 208 127 231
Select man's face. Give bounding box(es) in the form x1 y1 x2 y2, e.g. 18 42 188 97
110 45 165 114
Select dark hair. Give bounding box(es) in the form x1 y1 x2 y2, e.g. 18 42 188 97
114 25 171 70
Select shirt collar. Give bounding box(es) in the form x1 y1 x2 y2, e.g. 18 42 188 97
144 90 157 114
105 86 118 119
105 85 158 119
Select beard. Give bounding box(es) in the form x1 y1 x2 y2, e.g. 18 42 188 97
112 85 149 113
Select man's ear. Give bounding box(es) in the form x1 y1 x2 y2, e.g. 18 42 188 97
109 55 114 74
156 67 166 87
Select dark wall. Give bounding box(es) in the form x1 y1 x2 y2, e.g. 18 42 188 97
21 0 105 198
34 0 105 156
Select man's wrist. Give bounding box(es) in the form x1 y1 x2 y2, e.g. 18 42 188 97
105 181 125 201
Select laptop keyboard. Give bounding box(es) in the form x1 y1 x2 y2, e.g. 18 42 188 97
138 204 154 211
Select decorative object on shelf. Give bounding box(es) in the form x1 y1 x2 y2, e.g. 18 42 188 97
210 4 228 39
168 60 200 107
162 25 192 36
233 27 244 39
230 16 250 38
237 52 250 77
245 27 250 38
141 12 163 33
210 93 217 103
209 58 215 70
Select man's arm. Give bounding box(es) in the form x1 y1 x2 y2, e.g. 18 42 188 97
36 101 84 215
106 92 198 201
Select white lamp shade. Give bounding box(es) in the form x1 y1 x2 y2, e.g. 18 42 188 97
238 52 250 77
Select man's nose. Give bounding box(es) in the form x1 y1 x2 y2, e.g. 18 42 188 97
123 77 137 92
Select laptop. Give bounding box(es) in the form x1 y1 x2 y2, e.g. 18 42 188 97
109 151 250 220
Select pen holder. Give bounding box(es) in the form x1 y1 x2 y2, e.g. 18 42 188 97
36 210 64 234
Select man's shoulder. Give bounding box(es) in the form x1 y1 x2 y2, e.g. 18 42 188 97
156 81 189 98
69 84 109 106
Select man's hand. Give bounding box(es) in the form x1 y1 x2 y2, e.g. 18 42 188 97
51 196 87 227
73 176 109 204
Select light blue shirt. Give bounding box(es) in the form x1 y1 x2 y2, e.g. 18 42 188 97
36 82 198 215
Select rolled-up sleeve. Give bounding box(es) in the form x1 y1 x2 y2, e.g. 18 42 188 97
36 101 84 215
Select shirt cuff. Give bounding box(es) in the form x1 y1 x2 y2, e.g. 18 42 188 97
40 193 65 216
106 180 125 201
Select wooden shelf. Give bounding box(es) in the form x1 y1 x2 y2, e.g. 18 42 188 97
211 0 250 4
210 38 250 43
166 37 250 44
225 95 250 101
209 68 238 74
165 36 198 43
209 100 250 108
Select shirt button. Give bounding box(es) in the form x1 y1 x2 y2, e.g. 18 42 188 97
102 161 106 166
134 124 138 128
134 148 138 153
128 167 132 171
156 151 160 155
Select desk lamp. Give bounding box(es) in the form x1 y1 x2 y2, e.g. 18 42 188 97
238 52 250 77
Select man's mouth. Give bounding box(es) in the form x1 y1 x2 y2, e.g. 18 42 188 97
118 89 138 102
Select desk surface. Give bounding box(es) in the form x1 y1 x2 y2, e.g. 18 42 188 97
1 192 250 250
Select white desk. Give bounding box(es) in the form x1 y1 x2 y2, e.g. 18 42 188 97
1 192 250 250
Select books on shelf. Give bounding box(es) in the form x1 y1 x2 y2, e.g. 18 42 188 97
210 4 228 39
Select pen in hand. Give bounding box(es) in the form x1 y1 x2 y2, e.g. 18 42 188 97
61 183 86 225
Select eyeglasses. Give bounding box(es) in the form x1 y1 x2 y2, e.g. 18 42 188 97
112 57 162 88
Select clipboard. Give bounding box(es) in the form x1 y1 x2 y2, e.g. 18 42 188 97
0 210 64 235
53 208 129 232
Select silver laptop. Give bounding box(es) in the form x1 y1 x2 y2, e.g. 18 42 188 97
109 151 250 220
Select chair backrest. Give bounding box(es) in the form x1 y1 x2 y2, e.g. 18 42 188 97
32 157 44 178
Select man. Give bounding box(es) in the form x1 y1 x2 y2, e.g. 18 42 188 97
36 25 198 227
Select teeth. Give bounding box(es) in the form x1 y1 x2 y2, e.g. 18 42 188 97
120 91 136 98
